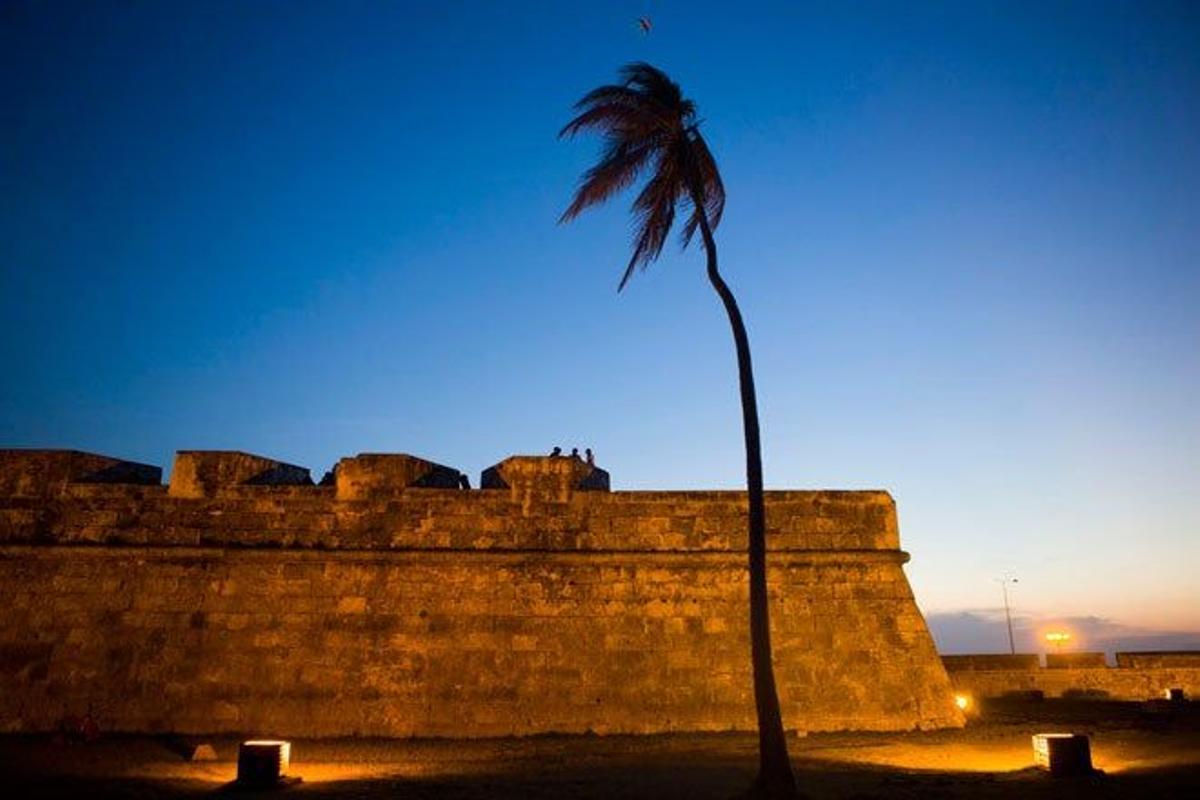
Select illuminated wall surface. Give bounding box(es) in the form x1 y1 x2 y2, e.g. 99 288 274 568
0 450 963 736
944 653 1200 700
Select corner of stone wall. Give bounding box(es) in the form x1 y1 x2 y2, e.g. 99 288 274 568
333 453 464 499
480 455 609 514
0 449 162 497
168 451 312 498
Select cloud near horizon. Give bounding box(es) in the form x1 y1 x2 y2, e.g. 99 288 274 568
926 610 1200 657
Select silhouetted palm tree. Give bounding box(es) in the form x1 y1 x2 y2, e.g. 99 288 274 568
560 63 797 799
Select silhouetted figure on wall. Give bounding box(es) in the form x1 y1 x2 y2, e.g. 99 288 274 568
585 448 595 467
571 447 580 459
550 446 563 457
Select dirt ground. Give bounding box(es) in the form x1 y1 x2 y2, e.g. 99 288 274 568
3 699 1198 799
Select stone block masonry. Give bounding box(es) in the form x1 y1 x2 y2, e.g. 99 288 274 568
0 449 963 737
334 453 465 498
0 450 160 497
168 451 312 498
1045 652 1107 669
944 652 1200 701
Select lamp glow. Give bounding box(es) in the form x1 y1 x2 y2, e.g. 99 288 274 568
1044 631 1071 650
954 693 971 711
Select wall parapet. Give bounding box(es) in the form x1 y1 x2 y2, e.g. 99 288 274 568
942 654 1041 672
943 652 1200 702
1046 652 1107 669
0 486 900 553
0 450 160 497
1116 651 1200 669
168 451 312 498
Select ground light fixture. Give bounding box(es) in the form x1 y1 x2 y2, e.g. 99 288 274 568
954 693 971 711
237 740 299 787
1032 733 1093 777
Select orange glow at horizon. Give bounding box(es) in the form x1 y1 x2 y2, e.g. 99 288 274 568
1044 630 1072 650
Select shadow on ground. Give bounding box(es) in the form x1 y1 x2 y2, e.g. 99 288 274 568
3 701 1198 799
9 762 1200 800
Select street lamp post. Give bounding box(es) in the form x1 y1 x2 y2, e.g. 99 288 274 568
995 576 1018 655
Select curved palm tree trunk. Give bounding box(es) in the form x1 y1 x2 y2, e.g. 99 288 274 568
689 185 797 798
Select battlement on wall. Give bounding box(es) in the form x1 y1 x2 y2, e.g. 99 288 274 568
1 448 610 499
0 450 161 497
0 448 899 552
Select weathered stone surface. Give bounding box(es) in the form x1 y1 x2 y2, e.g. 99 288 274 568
1046 652 1106 669
334 453 463 500
481 456 610 509
1116 651 1200 669
0 485 901 552
944 654 1200 700
168 451 311 498
942 654 1041 672
0 450 161 497
0 470 961 737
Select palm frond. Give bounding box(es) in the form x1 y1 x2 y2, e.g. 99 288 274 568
619 63 683 106
560 137 656 222
559 104 659 140
619 155 681 290
571 84 644 112
679 131 725 247
561 63 724 290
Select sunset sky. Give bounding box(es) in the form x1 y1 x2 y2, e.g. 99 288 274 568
3 2 1197 650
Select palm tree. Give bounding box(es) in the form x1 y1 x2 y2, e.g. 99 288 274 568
560 63 797 799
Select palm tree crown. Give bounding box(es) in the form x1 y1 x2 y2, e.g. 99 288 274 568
559 62 725 290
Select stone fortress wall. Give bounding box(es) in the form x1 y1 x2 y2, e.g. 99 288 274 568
0 448 964 737
944 652 1200 701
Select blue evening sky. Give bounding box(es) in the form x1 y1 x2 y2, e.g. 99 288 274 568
3 2 1197 644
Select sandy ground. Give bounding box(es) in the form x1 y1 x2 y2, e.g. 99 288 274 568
3 699 1198 798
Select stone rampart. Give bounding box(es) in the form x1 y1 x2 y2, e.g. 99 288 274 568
0 449 962 737
1116 651 1200 669
1046 652 1107 669
944 653 1200 701
334 453 465 497
941 654 1040 672
168 451 312 498
0 449 160 497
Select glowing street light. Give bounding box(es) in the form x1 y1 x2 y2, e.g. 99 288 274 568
1045 631 1071 651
